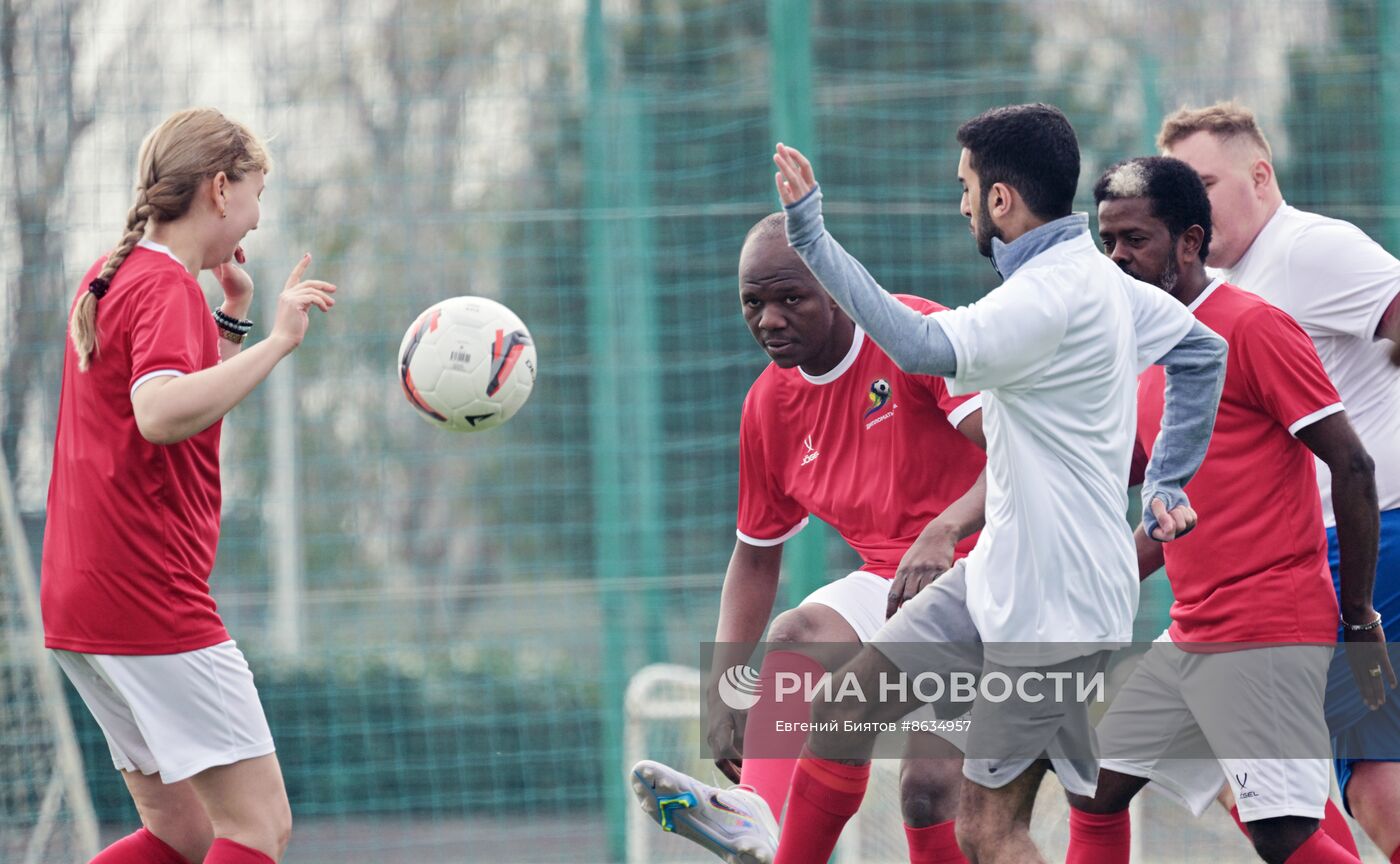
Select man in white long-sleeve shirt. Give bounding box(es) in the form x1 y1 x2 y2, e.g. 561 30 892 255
758 104 1227 864
622 103 1227 864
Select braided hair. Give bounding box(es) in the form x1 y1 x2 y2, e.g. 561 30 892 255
71 108 270 371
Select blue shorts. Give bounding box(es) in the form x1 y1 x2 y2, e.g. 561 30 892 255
1325 507 1400 811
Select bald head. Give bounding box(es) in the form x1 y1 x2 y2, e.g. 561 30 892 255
739 212 806 280
738 211 849 370
744 211 788 247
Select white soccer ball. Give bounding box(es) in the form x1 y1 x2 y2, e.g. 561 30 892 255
397 296 537 433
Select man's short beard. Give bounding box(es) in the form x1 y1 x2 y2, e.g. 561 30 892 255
975 188 1005 259
1159 238 1181 295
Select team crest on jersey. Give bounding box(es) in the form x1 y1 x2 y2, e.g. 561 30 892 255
864 379 892 417
863 379 898 430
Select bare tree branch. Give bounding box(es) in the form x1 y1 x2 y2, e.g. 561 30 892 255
1 0 160 496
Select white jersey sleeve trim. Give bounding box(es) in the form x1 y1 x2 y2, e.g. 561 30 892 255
945 394 983 430
1288 402 1345 437
736 518 809 547
131 369 186 396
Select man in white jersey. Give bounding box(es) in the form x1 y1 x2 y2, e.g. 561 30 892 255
1163 101 1400 859
749 104 1228 864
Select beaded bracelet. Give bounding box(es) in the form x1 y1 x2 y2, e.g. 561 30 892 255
213 307 254 334
1342 612 1383 632
214 308 253 344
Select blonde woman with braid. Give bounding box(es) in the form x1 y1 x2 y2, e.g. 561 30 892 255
40 108 334 864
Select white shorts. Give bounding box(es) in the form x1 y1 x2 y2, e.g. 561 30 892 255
800 570 894 642
800 570 965 750
53 640 275 784
1098 633 1332 822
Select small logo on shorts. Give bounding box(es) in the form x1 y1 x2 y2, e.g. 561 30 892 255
1235 772 1260 800
717 665 763 710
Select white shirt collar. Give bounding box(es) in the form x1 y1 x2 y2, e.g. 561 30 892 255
800 326 865 385
1187 276 1226 313
136 238 188 270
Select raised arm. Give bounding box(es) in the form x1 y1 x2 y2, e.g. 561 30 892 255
131 255 335 444
776 144 959 377
1140 319 1227 540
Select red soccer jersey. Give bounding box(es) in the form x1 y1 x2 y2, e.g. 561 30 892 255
42 243 228 654
1136 281 1342 643
737 295 986 577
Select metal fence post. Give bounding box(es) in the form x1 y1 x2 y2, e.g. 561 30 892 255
767 0 830 606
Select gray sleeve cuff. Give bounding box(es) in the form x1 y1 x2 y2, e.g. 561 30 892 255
784 184 958 377
1140 319 1228 538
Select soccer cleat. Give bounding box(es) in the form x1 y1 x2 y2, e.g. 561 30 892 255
630 759 779 864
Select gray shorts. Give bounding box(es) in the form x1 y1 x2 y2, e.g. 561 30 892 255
870 560 1108 797
1098 634 1332 821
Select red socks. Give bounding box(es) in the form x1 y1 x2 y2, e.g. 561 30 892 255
772 751 869 864
1229 803 1360 859
905 819 968 864
739 650 827 821
90 828 189 864
738 756 798 824
204 839 275 864
1229 804 1249 839
86 827 274 863
1321 800 1361 858
1283 828 1362 863
1066 808 1132 864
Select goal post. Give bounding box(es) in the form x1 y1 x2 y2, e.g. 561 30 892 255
0 446 99 862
